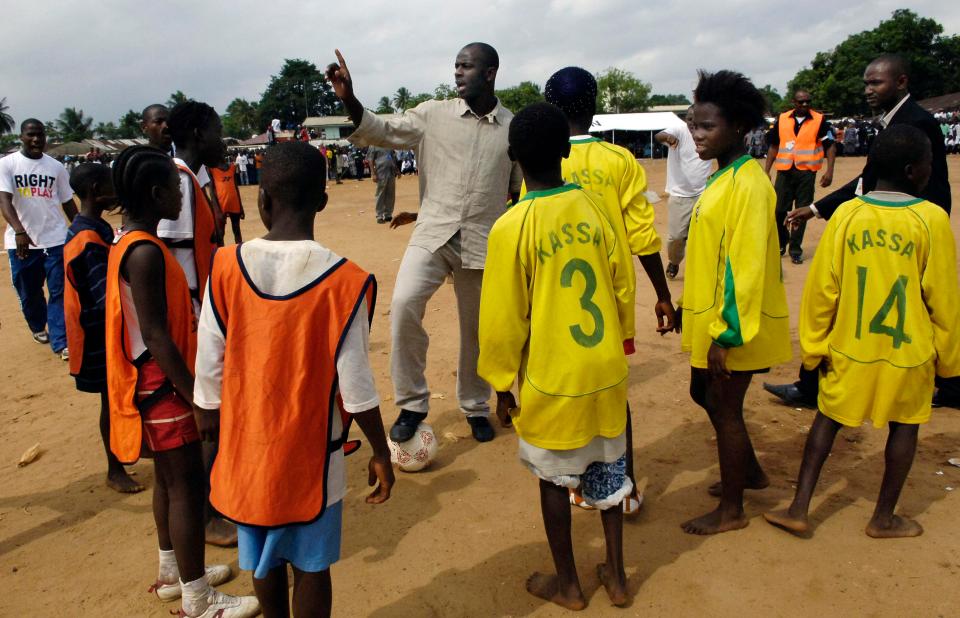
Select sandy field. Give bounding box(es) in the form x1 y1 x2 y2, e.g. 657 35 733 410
2 156 960 617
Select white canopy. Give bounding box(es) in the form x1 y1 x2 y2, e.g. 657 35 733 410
589 112 686 133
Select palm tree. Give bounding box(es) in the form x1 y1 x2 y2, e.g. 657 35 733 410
375 96 393 114
166 90 189 108
56 107 94 142
0 97 14 134
392 87 412 112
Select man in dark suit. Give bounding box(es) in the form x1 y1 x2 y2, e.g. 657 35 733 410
765 53 957 408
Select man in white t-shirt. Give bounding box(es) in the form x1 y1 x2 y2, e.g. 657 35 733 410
655 108 713 278
0 119 78 358
234 152 249 185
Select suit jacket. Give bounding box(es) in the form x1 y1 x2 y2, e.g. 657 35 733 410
814 97 951 218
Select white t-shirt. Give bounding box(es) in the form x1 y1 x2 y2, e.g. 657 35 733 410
663 126 713 198
157 158 211 291
0 152 73 249
193 238 380 507
235 154 248 171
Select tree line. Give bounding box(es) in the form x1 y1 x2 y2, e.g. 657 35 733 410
2 9 958 147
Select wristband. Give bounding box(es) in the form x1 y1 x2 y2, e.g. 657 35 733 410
15 231 27 236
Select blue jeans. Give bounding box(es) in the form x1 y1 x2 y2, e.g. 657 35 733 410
8 246 67 352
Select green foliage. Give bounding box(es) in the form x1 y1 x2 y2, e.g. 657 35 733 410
786 10 960 115
648 93 691 106
495 81 544 112
0 133 18 151
0 97 14 134
117 110 141 138
56 107 93 142
166 90 189 108
596 68 651 113
434 84 457 100
407 92 433 108
759 85 785 115
392 87 412 111
94 121 120 139
375 96 394 113
222 98 260 138
258 59 340 127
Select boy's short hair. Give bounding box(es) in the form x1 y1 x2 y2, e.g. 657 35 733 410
544 67 597 122
168 100 218 147
868 124 931 188
70 162 113 199
693 70 766 131
261 142 327 211
509 102 569 175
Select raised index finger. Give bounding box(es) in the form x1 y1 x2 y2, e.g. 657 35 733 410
334 49 348 72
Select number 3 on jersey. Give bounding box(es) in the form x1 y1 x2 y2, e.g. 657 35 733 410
560 258 604 348
855 266 911 349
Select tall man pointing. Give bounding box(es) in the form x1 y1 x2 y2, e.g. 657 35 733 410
326 44 521 443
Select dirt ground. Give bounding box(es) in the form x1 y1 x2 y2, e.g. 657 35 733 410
2 156 960 617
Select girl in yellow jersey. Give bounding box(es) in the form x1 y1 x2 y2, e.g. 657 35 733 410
679 71 792 535
540 66 677 514
479 103 635 610
765 126 960 539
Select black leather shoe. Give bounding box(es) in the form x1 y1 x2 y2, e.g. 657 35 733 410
762 382 817 408
467 416 495 442
390 410 427 442
791 255 803 265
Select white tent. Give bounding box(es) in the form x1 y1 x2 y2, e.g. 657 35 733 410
589 112 687 155
589 112 686 132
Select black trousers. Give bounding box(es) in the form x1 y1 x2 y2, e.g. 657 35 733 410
796 366 960 401
774 168 816 258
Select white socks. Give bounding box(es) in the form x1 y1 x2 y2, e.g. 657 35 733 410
180 574 212 616
158 548 179 584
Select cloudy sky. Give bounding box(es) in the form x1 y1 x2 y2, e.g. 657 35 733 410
2 0 958 127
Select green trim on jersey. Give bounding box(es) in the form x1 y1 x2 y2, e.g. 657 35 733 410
519 183 580 202
714 256 744 348
569 136 601 144
860 195 924 208
706 154 752 188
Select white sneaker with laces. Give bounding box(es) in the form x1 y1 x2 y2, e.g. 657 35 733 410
181 589 260 618
150 564 232 602
32 331 49 344
59 347 69 361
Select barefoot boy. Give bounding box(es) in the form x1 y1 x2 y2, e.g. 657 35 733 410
765 125 960 538
194 142 394 617
63 163 142 494
479 103 636 610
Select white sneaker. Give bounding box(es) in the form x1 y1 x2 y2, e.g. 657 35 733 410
150 565 233 602
32 331 49 344
59 347 69 361
184 589 260 618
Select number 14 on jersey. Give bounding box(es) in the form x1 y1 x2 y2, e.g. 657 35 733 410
855 266 912 349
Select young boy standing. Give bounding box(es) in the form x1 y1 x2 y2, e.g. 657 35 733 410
209 157 244 244
194 142 394 617
765 125 960 538
479 103 636 610
63 163 142 494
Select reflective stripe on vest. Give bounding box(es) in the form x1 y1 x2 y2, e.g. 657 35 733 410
775 110 825 171
105 232 197 464
63 229 109 377
207 245 377 527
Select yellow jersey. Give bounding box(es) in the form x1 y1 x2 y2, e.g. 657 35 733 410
800 193 960 427
478 184 635 450
520 137 662 342
680 155 791 370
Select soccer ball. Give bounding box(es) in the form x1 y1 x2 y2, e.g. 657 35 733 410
388 422 438 472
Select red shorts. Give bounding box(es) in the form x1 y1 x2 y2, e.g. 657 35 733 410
136 359 200 454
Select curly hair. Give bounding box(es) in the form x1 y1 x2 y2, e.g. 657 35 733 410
508 102 570 175
693 70 766 131
544 66 597 123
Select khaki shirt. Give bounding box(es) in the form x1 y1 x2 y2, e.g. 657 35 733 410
349 98 522 268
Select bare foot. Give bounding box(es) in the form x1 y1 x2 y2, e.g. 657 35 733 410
763 509 810 536
707 475 769 497
596 563 629 607
681 508 749 535
865 515 923 539
205 517 238 547
525 572 586 611
105 469 145 494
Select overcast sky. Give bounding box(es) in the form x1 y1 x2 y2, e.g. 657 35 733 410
2 1 958 128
